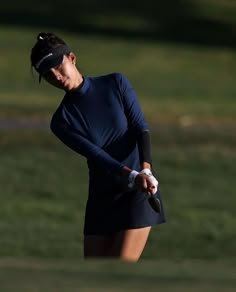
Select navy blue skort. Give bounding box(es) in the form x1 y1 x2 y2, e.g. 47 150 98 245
84 183 166 235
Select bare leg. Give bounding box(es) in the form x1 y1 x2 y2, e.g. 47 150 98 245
84 227 151 261
109 226 151 262
84 235 113 258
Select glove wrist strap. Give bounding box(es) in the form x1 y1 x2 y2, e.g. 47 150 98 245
128 170 139 189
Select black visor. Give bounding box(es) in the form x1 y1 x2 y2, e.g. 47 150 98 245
32 45 71 81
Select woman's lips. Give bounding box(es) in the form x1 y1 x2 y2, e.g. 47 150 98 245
58 79 66 86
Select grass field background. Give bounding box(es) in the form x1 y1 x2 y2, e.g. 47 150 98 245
0 25 236 290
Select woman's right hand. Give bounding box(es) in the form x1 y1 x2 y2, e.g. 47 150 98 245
134 173 157 194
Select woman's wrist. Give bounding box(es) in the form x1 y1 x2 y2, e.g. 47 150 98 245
120 165 132 176
141 162 151 170
120 166 139 189
121 163 151 177
128 170 139 189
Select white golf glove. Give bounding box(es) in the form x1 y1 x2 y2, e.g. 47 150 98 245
128 170 139 189
140 168 159 194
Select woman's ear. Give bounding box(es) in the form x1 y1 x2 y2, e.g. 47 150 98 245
69 52 76 65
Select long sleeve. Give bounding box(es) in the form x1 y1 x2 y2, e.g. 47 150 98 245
50 115 125 174
115 73 149 133
50 73 150 176
115 73 152 164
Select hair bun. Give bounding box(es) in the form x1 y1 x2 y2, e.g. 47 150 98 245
37 32 48 41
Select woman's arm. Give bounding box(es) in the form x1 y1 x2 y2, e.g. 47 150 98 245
51 117 126 174
115 73 158 192
51 117 153 193
137 129 152 169
115 73 153 170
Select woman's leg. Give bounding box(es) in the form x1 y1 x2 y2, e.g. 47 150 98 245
84 235 113 258
109 226 151 262
84 226 151 261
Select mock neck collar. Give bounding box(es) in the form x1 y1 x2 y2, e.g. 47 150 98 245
66 76 90 97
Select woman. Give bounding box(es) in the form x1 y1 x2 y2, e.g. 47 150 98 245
30 32 166 262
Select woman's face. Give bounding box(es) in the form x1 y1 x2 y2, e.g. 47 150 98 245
42 53 81 91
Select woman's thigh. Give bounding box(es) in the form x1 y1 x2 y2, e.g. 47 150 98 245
84 226 151 261
109 226 151 262
84 235 113 258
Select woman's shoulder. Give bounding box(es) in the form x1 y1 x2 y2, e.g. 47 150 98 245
89 72 127 82
89 73 131 92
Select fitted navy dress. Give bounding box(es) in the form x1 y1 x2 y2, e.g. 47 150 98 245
50 73 166 235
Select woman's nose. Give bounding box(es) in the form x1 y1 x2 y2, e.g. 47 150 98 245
50 68 62 80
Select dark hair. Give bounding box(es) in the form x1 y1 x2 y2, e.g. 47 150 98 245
30 32 71 82
30 32 67 67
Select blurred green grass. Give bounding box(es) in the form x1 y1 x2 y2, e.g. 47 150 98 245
0 26 236 266
0 258 236 292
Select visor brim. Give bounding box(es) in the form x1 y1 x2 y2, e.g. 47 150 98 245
38 55 64 83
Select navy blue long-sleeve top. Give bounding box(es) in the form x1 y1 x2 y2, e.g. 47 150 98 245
50 73 149 179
